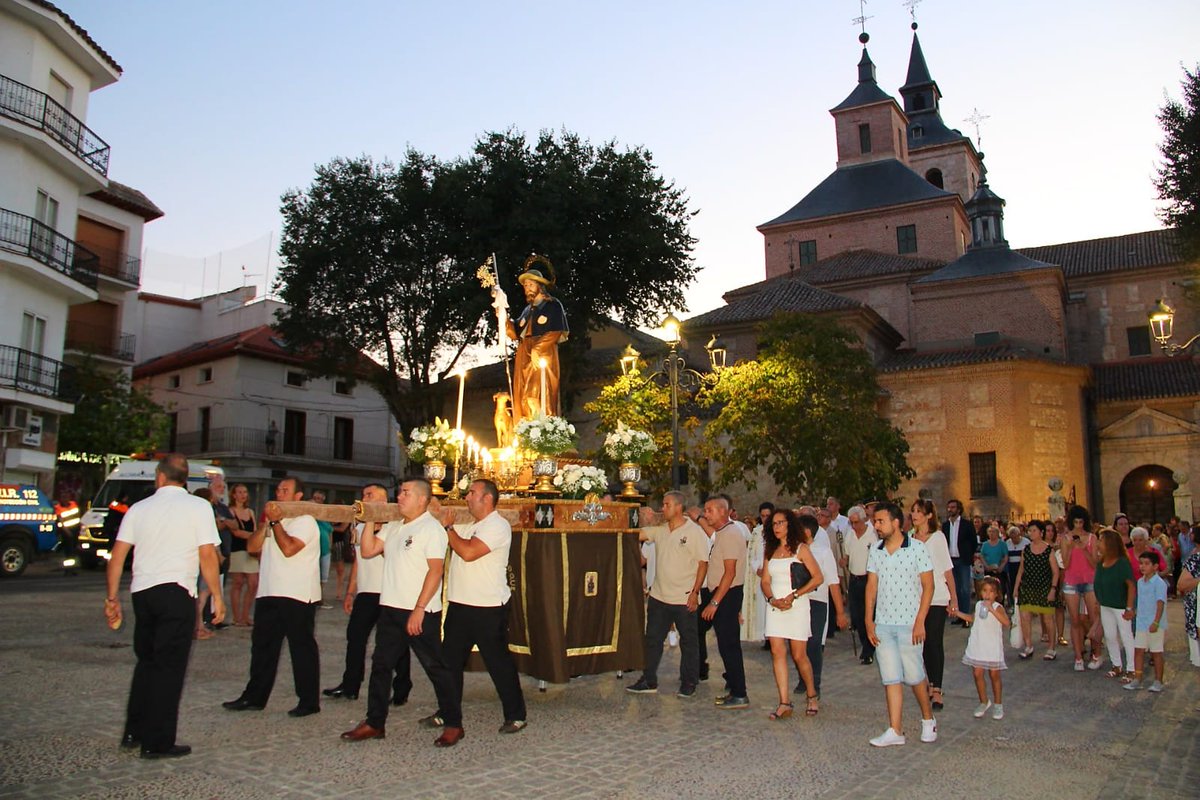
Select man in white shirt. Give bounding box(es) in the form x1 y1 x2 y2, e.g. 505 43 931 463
826 496 853 546
223 476 322 717
324 483 410 703
439 479 528 734
342 478 459 746
799 513 849 695
104 454 224 759
626 491 709 697
843 505 879 664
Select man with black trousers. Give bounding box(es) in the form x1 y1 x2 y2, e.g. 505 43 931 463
700 496 749 709
438 479 528 734
223 476 321 716
943 498 977 624
104 453 225 759
341 478 459 746
843 504 880 663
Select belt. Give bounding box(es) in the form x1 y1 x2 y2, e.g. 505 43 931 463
849 574 868 582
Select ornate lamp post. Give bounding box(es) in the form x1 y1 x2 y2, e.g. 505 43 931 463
1148 298 1200 356
619 315 726 489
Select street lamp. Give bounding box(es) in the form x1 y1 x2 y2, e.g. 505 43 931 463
1148 478 1157 525
619 315 725 490
1148 298 1200 356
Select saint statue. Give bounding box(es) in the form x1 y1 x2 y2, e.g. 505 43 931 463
506 257 568 425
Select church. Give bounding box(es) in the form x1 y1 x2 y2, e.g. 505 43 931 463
683 25 1200 525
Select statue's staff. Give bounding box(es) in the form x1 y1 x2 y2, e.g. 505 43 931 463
477 253 514 403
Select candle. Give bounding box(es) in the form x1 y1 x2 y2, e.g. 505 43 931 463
538 357 548 415
454 369 466 431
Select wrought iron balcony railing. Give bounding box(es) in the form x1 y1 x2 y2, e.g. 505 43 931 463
0 73 111 177
83 241 141 285
0 345 75 401
65 321 136 362
0 207 99 289
174 426 392 468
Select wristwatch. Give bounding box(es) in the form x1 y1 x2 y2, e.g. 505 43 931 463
709 600 719 608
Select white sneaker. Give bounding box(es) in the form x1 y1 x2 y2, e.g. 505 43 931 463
1073 659 1085 672
1123 679 1142 691
1146 681 1164 693
992 704 1004 720
920 717 938 743
973 702 992 718
869 727 906 747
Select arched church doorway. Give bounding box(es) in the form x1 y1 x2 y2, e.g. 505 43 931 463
1118 465 1177 527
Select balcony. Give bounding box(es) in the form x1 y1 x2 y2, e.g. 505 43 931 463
65 321 136 362
0 207 99 289
0 345 77 401
0 73 110 177
174 426 393 468
92 244 141 285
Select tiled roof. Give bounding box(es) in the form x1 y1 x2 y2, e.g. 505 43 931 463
1016 229 1184 278
25 1 122 74
917 246 1055 283
760 159 955 228
685 280 860 329
805 249 945 285
1092 357 1200 402
88 180 164 221
878 342 1062 373
134 325 305 378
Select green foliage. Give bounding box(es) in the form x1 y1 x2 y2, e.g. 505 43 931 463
697 314 913 502
59 359 171 457
273 130 698 431
1156 64 1200 260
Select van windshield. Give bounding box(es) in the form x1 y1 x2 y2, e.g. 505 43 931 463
93 480 156 508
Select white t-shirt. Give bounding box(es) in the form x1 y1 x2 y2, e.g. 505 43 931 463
379 512 447 612
918 530 954 606
845 523 880 576
257 515 321 602
809 539 841 605
353 521 386 594
447 510 512 607
117 485 220 597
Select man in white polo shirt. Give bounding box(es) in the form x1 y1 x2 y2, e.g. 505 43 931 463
223 476 322 717
104 453 224 759
627 490 709 698
439 478 528 734
341 478 459 746
843 504 879 664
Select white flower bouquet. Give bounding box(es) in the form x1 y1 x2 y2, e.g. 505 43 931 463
406 417 459 464
553 464 609 499
603 421 657 465
514 413 576 457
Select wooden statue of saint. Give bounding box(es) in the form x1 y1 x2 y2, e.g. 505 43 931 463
505 258 568 425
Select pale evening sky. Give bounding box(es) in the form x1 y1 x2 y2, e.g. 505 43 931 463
56 0 1200 319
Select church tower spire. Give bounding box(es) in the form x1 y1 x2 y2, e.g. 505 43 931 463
899 25 941 117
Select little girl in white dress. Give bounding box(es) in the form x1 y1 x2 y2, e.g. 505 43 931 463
953 576 1011 720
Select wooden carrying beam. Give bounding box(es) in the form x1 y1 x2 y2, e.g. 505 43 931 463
264 501 404 523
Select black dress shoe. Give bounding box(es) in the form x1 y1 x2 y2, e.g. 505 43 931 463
323 686 358 700
120 734 139 749
222 698 265 712
861 655 875 665
140 744 191 759
287 705 320 718
391 695 408 707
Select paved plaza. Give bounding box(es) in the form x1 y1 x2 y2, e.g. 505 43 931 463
1 564 1197 799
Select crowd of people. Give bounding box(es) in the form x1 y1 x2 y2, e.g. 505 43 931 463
630 493 1200 747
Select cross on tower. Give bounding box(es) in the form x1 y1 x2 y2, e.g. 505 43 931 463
903 0 923 23
965 107 990 148
851 0 872 33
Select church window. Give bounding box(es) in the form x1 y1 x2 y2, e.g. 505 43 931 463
969 452 998 498
799 240 817 265
912 125 924 140
912 94 926 111
897 224 917 254
974 331 1001 346
1126 326 1152 357
858 124 872 153
925 168 943 188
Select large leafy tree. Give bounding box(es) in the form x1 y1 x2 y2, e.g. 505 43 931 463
1156 64 1200 259
697 313 913 502
274 130 698 432
59 359 171 456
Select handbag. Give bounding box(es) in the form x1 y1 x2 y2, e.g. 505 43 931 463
1009 603 1023 649
790 559 812 592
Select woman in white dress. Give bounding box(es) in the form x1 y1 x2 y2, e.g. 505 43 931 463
762 509 824 720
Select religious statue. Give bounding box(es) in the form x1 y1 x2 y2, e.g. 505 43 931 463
506 255 568 425
493 391 514 449
1047 477 1066 521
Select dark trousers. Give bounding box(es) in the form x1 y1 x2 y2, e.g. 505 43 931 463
641 596 699 688
125 583 195 752
342 592 411 698
848 575 875 658
712 585 746 697
951 559 973 613
366 607 457 728
442 602 526 724
242 597 319 710
697 588 713 675
924 604 948 689
806 600 828 695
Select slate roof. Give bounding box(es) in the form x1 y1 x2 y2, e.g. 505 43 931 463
1016 229 1185 278
908 113 970 149
760 159 955 228
1092 357 1200 402
878 342 1063 373
685 280 860 329
88 180 164 221
917 247 1055 283
830 48 896 112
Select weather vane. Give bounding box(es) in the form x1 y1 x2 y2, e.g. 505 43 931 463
851 0 873 34
965 107 990 148
903 0 923 25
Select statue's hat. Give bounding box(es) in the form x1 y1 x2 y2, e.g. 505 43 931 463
517 268 552 287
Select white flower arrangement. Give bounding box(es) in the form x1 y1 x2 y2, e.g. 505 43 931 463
603 421 657 465
553 464 609 499
406 417 459 464
514 413 576 456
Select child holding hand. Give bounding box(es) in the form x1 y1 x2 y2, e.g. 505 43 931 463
954 576 1011 719
1124 551 1169 692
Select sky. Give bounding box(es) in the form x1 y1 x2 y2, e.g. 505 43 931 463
55 0 1200 318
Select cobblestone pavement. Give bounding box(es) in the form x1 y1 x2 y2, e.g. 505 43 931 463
1 565 1196 799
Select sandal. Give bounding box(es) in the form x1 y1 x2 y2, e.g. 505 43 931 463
1019 647 1035 660
930 687 944 710
769 702 793 721
1105 667 1123 679
805 695 820 716
1042 650 1057 661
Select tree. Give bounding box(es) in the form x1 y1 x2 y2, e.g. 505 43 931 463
697 314 913 502
58 359 171 457
273 130 699 432
1156 64 1200 259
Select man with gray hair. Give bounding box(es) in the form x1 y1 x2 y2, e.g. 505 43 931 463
627 491 709 698
700 496 749 709
844 504 879 664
